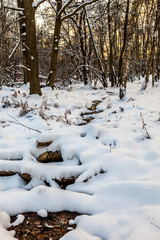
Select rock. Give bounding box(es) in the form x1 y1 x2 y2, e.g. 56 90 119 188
88 100 102 111
0 171 31 183
20 173 32 182
37 141 52 148
37 209 48 218
38 151 63 163
0 171 16 177
0 210 11 229
55 178 76 189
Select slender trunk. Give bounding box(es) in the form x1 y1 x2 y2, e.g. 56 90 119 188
142 0 160 90
17 0 28 84
83 9 89 85
0 0 6 86
156 26 160 80
152 57 155 86
107 0 116 87
156 0 160 80
85 8 107 87
119 0 130 99
78 9 88 85
47 0 62 88
118 0 130 87
0 0 3 87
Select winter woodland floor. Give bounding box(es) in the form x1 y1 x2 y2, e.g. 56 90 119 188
0 78 160 240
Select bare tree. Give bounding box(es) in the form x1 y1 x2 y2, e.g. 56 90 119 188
142 0 160 90
47 0 99 88
16 0 46 95
118 0 130 99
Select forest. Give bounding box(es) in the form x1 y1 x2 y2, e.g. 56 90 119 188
0 0 160 97
0 1 160 240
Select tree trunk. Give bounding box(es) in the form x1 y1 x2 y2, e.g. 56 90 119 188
118 0 130 99
0 0 6 87
0 0 4 87
47 0 62 88
17 0 41 95
156 0 160 80
156 19 160 80
142 0 160 90
107 0 116 87
17 0 28 84
85 8 107 87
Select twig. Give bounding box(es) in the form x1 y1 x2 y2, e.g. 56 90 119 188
8 39 21 59
8 115 41 133
140 112 150 139
151 222 160 230
4 5 24 11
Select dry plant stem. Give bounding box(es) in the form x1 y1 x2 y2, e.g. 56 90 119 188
151 222 160 230
140 112 150 139
8 115 41 133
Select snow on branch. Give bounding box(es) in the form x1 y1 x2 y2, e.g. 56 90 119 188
32 0 47 9
58 0 73 16
47 0 57 13
70 64 102 78
1 17 25 36
8 115 41 134
61 0 98 20
9 40 21 60
4 5 24 11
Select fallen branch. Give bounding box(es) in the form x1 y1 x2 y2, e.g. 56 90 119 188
8 115 41 133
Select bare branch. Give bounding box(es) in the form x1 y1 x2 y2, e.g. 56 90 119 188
32 0 47 9
58 0 73 16
4 5 24 11
16 65 31 71
151 222 160 230
8 115 41 134
1 17 25 36
70 64 102 78
47 0 57 13
61 0 98 20
9 39 21 59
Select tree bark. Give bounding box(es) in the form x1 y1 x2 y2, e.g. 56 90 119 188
142 0 160 90
17 0 41 95
17 0 28 84
118 0 130 99
0 0 6 87
107 0 116 87
85 7 107 87
47 0 99 88
47 0 62 88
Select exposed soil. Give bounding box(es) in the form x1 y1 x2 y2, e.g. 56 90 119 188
9 211 79 240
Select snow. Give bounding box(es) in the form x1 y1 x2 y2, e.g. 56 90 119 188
37 209 48 218
0 211 16 240
0 79 160 239
32 0 45 8
11 215 25 227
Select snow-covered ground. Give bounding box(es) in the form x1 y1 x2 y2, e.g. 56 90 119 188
0 79 160 239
